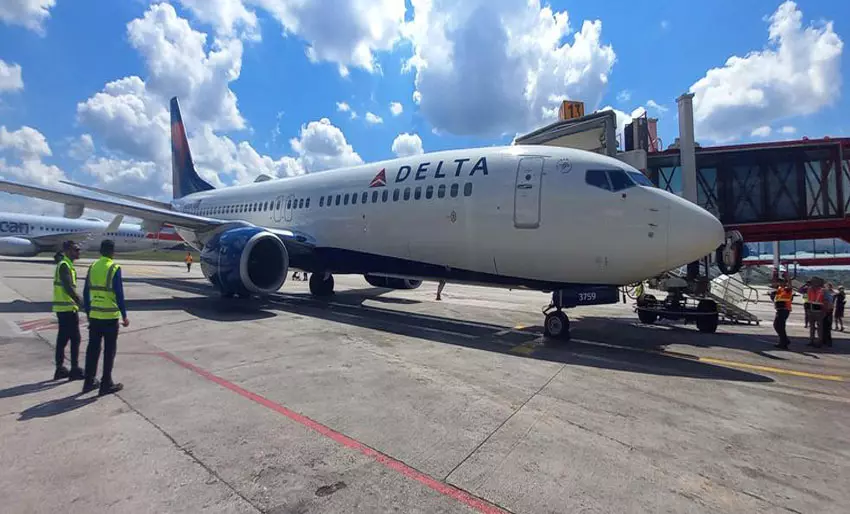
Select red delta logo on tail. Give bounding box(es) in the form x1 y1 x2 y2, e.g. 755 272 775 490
369 168 387 188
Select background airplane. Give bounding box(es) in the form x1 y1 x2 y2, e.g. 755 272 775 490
0 212 186 257
0 97 728 339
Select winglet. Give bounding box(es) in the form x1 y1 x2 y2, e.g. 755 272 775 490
105 215 124 233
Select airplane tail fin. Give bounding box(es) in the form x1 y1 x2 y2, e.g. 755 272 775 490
170 97 214 199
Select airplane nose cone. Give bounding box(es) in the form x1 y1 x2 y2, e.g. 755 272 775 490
667 194 725 268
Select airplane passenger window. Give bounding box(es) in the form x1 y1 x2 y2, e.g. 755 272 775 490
450 183 459 197
438 184 446 198
372 191 378 203
362 192 368 204
344 194 349 205
464 183 472 196
306 198 310 208
276 199 281 210
299 198 304 209
336 194 341 206
414 186 422 200
320 197 324 207
382 190 388 202
585 170 612 191
403 187 410 201
286 199 292 209
393 189 400 201
607 169 634 192
352 193 358 205
426 185 434 199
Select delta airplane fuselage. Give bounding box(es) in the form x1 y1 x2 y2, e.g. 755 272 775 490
0 212 183 257
170 145 723 289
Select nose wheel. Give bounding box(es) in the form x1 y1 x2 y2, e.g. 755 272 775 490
309 272 335 297
543 310 570 341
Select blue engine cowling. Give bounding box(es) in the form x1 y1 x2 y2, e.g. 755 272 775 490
200 227 289 296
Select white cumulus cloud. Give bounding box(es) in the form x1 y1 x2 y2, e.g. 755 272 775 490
780 126 796 134
290 118 363 172
690 1 843 142
0 0 56 34
0 59 23 92
646 99 669 113
389 101 403 116
365 112 383 124
403 0 616 137
391 133 424 157
68 134 95 161
0 125 66 186
751 126 772 137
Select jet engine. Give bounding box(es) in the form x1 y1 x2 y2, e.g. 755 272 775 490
0 237 39 257
364 274 422 289
200 227 289 297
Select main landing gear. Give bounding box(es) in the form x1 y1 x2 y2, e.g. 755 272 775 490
309 272 335 297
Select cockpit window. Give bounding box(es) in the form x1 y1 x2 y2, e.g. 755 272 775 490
607 169 634 191
586 169 647 192
628 171 654 187
585 170 612 191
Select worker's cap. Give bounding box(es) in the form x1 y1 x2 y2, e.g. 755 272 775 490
62 240 80 251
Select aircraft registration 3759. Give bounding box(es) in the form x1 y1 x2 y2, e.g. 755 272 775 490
0 96 726 339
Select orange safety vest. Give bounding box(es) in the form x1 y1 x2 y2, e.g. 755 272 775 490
775 287 793 311
807 287 824 305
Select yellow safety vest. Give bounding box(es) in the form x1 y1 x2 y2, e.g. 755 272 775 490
52 256 78 313
88 257 121 320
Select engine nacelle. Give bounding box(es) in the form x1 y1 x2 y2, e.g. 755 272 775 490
200 227 289 296
364 274 422 290
0 237 39 257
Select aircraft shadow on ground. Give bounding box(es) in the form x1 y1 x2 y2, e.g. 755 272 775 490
0 276 789 382
575 314 850 358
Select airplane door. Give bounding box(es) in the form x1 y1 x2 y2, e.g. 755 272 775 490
514 157 544 229
284 195 294 222
272 196 284 223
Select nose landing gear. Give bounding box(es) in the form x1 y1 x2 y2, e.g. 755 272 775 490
543 308 571 340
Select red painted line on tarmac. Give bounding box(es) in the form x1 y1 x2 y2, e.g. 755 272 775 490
157 351 509 514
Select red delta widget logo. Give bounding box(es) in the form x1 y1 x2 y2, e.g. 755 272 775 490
369 157 489 188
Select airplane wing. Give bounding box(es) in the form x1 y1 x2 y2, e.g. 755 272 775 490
0 179 317 252
0 179 220 231
59 180 172 210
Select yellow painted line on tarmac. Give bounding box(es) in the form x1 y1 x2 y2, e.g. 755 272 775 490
508 337 544 356
572 338 847 383
692 356 846 382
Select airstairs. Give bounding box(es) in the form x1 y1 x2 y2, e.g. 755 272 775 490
665 265 762 325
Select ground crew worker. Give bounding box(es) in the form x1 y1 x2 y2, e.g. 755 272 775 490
52 241 85 381
82 239 128 396
185 251 192 272
822 283 834 347
800 281 811 328
806 278 825 347
773 282 793 349
436 280 446 301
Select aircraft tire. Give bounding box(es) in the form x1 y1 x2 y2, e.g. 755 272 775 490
696 300 719 333
544 311 570 341
309 272 335 297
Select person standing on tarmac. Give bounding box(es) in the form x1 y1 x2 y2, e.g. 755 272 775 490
82 239 128 396
52 241 85 381
185 251 192 272
772 281 794 349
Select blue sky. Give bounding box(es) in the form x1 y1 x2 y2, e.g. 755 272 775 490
0 0 847 208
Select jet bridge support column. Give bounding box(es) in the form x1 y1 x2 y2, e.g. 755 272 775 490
677 93 698 203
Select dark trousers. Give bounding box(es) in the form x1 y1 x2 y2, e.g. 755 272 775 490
84 318 119 385
774 309 790 347
823 314 833 346
187 262 191 272
55 311 81 369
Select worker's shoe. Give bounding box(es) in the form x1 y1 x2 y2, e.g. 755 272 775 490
68 367 85 381
81 378 100 394
53 366 70 380
98 382 123 397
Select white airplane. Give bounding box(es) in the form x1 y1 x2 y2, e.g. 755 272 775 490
0 97 727 339
0 212 185 257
